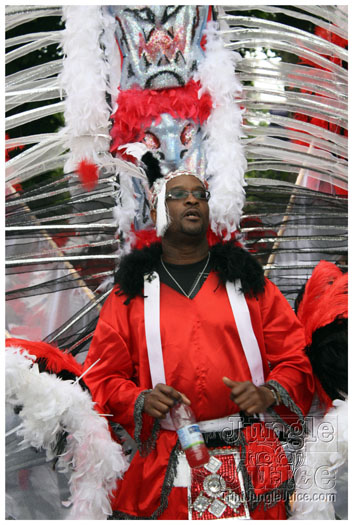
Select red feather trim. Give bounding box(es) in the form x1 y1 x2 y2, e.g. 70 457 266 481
131 226 160 250
110 80 212 156
76 159 99 190
130 225 242 250
206 227 242 247
6 338 83 377
297 261 348 345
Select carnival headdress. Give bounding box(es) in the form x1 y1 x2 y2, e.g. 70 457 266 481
62 5 247 245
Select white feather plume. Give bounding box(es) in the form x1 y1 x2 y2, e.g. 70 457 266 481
100 7 122 114
6 346 129 520
59 6 112 173
195 22 247 238
155 179 170 237
112 171 137 244
118 142 149 161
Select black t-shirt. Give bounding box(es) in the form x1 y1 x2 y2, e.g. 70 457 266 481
156 255 211 299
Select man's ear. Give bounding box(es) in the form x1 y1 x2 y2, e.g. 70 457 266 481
150 207 156 225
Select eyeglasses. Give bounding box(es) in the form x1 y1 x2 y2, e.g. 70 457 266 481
166 188 210 201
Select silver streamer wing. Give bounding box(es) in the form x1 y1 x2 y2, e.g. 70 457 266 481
5 7 118 357
217 6 347 301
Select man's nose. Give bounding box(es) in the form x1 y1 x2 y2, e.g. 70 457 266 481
184 191 199 204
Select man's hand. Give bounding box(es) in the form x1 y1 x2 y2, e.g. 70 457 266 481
223 377 275 415
143 383 191 419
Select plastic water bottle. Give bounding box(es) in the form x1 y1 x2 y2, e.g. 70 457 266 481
170 402 210 468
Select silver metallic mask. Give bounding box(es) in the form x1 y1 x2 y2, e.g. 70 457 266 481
142 113 206 175
108 5 209 89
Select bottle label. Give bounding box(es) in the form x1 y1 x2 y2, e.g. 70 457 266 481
177 423 204 450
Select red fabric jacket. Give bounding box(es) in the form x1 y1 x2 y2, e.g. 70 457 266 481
84 272 314 518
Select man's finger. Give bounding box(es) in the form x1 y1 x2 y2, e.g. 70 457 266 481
243 404 259 416
153 392 176 407
224 378 252 398
223 376 239 388
144 396 173 418
156 384 182 401
179 392 191 405
152 399 173 414
155 383 178 395
155 384 191 405
231 392 254 408
149 408 167 419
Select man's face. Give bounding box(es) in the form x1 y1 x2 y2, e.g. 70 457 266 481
162 175 209 238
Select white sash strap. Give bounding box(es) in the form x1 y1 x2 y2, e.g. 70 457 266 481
144 272 166 386
226 280 264 386
144 272 174 430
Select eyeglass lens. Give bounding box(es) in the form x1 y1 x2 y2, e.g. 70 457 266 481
167 189 210 200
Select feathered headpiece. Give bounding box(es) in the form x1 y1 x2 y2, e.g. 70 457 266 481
296 260 348 346
296 260 348 406
61 5 247 246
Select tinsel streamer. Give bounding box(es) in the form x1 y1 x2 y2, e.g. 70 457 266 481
5 6 62 29
195 21 247 239
5 133 67 186
6 346 129 520
218 7 348 192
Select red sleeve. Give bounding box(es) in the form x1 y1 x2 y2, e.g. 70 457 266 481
83 289 152 438
257 279 315 418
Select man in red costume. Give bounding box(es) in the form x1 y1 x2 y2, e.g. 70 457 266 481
83 171 314 520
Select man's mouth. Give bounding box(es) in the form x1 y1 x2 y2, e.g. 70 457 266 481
183 209 201 219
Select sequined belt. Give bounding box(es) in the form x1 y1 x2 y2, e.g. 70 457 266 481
174 448 250 520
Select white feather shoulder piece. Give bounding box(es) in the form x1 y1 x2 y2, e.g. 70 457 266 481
289 399 348 520
6 346 129 520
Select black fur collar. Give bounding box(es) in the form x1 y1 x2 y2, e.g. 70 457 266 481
114 241 265 302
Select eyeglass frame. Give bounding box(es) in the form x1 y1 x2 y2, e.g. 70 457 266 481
165 188 211 201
